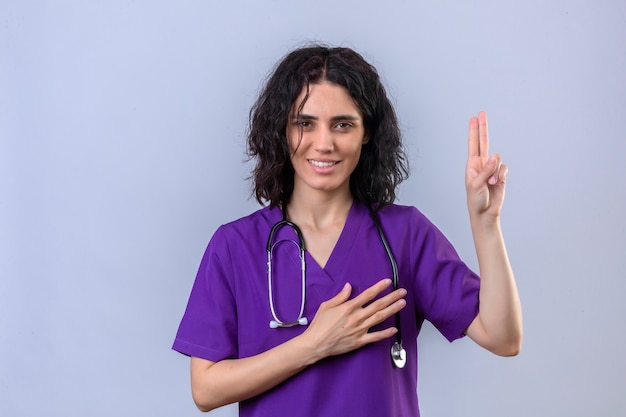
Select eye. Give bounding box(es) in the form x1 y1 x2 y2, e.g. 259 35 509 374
294 120 312 129
335 122 354 129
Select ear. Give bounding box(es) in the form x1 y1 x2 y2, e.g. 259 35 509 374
362 134 370 144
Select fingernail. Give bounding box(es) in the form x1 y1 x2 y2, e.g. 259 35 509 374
489 176 497 185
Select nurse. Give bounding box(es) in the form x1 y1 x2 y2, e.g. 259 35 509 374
173 45 522 416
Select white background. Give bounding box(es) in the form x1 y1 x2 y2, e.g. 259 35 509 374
1 1 625 416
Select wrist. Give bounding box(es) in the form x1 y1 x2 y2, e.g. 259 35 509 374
290 332 324 367
469 211 501 231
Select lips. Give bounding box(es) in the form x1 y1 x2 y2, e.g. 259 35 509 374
308 159 338 168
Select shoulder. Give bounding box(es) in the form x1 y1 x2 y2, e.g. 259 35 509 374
216 205 280 237
367 202 447 246
376 203 431 227
221 205 276 226
204 206 280 254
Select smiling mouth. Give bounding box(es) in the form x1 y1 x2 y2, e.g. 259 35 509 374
309 160 338 168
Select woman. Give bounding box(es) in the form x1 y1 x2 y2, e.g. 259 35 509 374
173 45 522 416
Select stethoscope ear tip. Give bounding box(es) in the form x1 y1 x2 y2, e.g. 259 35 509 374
269 317 308 328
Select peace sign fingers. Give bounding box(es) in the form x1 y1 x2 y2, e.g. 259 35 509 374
465 111 508 219
468 111 490 161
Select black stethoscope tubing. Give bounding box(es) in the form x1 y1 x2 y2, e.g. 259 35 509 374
266 205 406 368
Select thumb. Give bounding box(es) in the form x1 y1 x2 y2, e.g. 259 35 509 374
474 154 500 186
323 283 352 308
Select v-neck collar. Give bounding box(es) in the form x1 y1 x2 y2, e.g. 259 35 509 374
264 201 369 288
305 201 368 282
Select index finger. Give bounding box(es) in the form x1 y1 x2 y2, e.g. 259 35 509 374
468 115 479 158
350 278 393 307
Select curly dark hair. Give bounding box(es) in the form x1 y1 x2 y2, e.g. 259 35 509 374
247 44 408 209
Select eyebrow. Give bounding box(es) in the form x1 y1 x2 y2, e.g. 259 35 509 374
292 114 361 121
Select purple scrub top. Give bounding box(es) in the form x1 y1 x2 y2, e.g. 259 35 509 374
173 202 480 416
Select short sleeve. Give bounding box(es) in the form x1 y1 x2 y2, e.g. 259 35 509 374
409 209 480 342
172 226 239 361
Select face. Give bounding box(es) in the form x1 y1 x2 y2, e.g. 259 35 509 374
287 81 368 199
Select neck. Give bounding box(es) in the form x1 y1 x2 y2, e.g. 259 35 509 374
286 190 353 231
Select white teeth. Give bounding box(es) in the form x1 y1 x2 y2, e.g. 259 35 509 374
309 160 337 168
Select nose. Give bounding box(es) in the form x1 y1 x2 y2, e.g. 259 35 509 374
313 126 334 153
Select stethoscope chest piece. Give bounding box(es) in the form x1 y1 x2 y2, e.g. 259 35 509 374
268 205 406 369
391 342 406 369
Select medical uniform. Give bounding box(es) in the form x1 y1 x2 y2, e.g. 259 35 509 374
173 201 480 417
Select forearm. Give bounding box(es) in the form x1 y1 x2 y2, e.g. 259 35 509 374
191 334 320 411
468 215 523 355
190 280 405 411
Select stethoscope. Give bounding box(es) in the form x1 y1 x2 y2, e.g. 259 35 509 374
266 205 406 368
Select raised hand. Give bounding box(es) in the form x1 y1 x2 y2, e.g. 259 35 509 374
465 112 508 221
